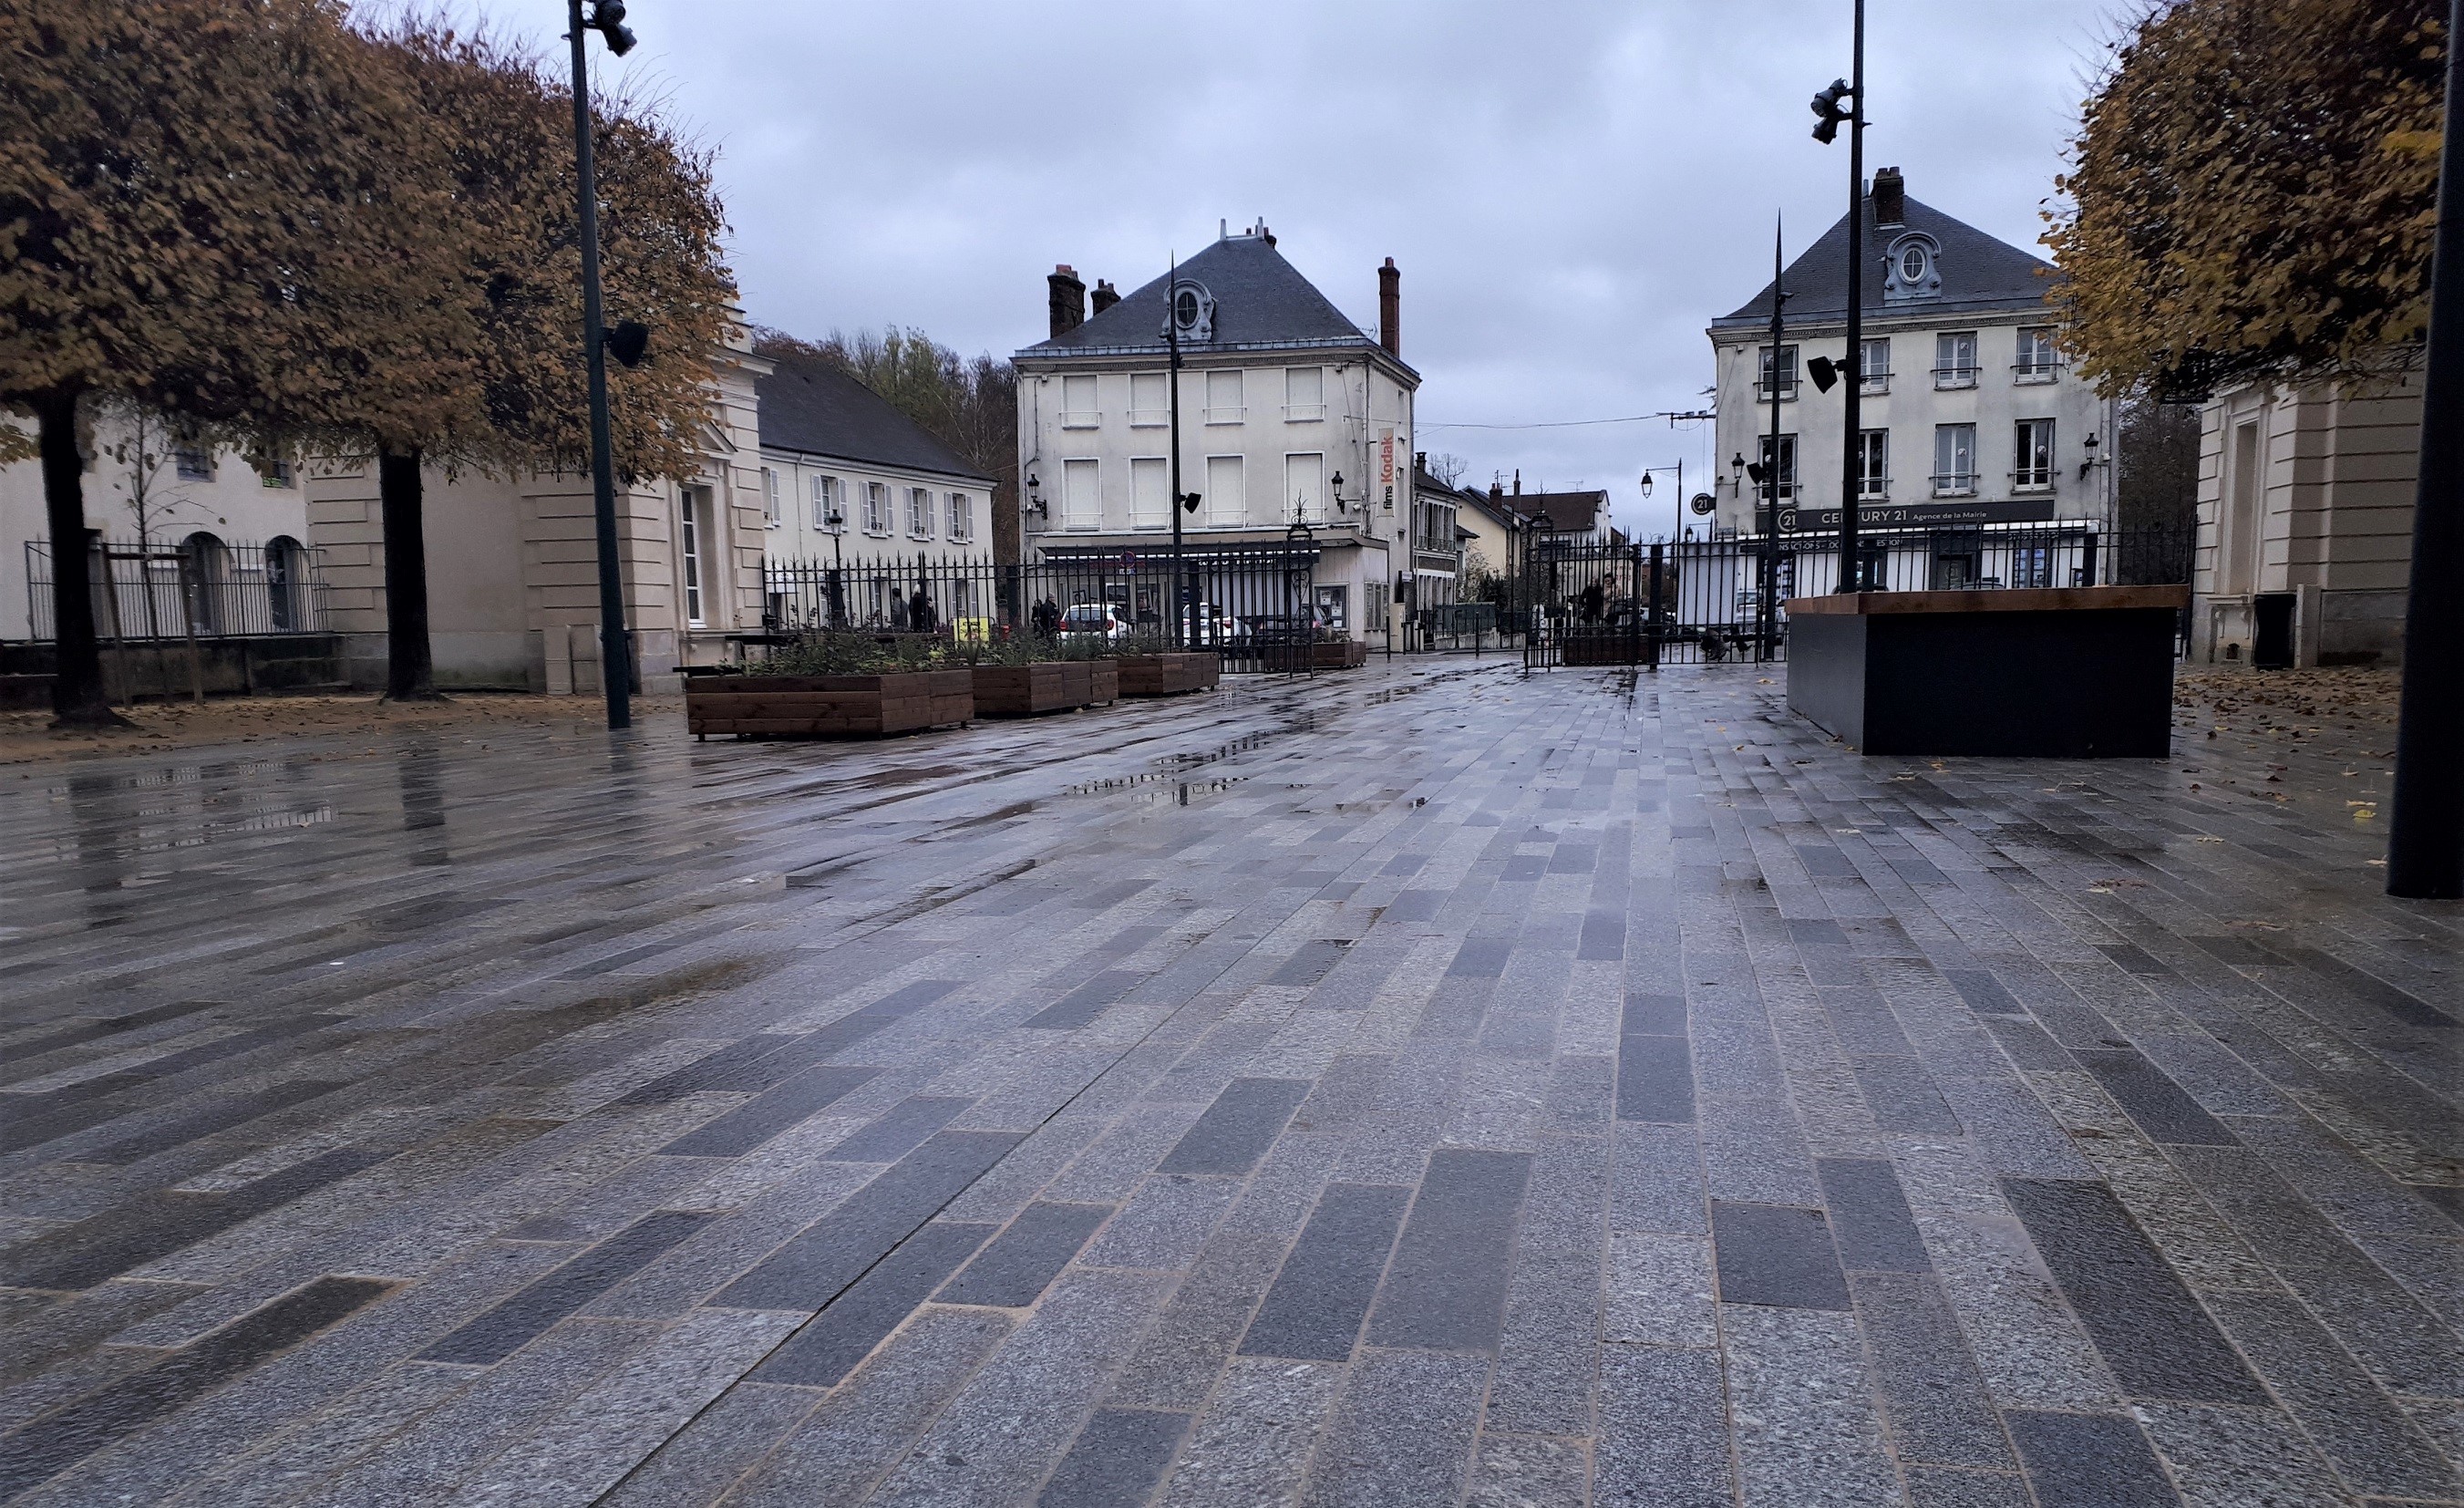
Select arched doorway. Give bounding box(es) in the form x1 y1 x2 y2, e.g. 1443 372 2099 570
265 535 304 632
180 532 228 635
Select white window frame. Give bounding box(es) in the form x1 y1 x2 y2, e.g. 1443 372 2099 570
2014 327 2060 384
1756 345 1799 401
1129 371 1170 428
1857 429 1889 500
864 480 891 535
907 485 934 540
1204 369 1244 425
1859 337 1891 395
679 487 707 626
2013 418 2056 491
1062 458 1100 531
1203 454 1243 527
813 474 843 531
1933 331 1980 389
1756 433 1798 502
1284 451 1326 525
761 466 780 528
946 491 973 542
1129 456 1169 528
1933 424 1978 496
1284 367 1325 422
1059 374 1100 429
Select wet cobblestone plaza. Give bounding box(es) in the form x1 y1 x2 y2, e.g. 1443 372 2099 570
1 660 2456 1506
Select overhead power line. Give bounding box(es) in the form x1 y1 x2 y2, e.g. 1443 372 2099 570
1418 408 1716 431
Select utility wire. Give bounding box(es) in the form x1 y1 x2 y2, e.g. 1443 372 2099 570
1418 409 1716 431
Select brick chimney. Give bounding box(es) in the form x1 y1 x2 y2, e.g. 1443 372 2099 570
1048 264 1086 339
1872 167 1906 227
1377 258 1401 357
1089 279 1119 316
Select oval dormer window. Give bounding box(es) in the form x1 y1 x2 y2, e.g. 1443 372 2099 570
1161 278 1215 342
1899 244 1928 284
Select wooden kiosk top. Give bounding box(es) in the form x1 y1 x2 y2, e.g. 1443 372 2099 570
1786 584 2191 616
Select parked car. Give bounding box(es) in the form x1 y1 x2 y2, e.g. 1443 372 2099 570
1057 603 1133 642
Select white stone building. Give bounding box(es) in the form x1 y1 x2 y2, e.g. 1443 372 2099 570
2192 372 2420 667
1706 169 2113 589
1013 223 1418 640
753 348 996 630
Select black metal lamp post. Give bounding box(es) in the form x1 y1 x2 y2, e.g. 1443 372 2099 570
1165 254 1191 649
567 0 637 730
1811 0 1865 593
1639 462 1684 544
2388 0 2464 899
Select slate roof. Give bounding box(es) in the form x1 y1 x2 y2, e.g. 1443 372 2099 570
1713 194 2057 330
1519 490 1608 533
755 351 992 482
1017 234 1411 374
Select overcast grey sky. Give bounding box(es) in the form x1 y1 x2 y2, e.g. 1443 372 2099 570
462 0 2123 539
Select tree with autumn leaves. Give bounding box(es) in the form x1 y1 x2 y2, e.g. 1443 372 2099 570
2048 0 2446 396
0 2 731 724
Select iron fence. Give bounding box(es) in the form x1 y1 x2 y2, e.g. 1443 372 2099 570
1510 523 2192 668
25 536 331 642
762 538 1327 672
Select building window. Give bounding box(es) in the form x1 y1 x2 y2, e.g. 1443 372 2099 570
761 467 780 527
173 445 213 480
1314 584 1347 631
1284 367 1325 421
864 480 891 534
258 456 294 488
2014 418 2056 491
1933 424 1977 495
813 474 843 531
1933 331 1979 388
1062 458 1099 530
2015 327 2059 382
1857 429 1889 500
1756 345 1799 400
907 486 933 538
1203 454 1243 526
947 491 973 542
1060 374 1099 428
1204 369 1244 424
679 490 706 626
1129 371 1168 427
2011 545 2054 589
1859 337 1891 395
1284 451 1325 524
1756 433 1798 503
1130 457 1169 527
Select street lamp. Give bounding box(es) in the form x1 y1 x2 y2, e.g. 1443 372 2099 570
1639 462 1685 545
569 0 636 730
1811 0 1867 593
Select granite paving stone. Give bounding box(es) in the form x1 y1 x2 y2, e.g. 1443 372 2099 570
0 661 2447 1505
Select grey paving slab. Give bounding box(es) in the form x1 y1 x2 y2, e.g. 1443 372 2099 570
0 661 2448 1506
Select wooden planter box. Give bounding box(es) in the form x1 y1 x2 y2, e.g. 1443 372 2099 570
1787 585 2188 757
686 669 973 739
973 660 1119 717
1118 652 1222 696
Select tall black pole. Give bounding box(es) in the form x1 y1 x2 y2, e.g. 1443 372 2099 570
2387 0 2464 898
570 0 629 730
1166 253 1188 648
1837 0 1865 592
1762 215 1787 661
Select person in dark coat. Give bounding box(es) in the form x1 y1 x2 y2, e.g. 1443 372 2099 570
909 587 936 635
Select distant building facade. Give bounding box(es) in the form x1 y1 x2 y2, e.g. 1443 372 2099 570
754 349 996 628
1013 222 1418 641
1707 169 2112 588
2191 371 2420 667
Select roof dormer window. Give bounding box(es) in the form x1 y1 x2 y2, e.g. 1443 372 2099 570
1882 231 1942 304
1163 279 1215 343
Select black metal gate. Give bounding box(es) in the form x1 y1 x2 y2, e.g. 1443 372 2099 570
1521 537 1651 671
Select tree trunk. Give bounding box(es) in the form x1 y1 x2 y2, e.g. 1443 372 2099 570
39 389 127 728
380 448 441 700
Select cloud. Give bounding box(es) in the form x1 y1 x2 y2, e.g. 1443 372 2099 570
443 0 2120 537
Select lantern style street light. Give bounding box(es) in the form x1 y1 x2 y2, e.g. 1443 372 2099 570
569 0 638 730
